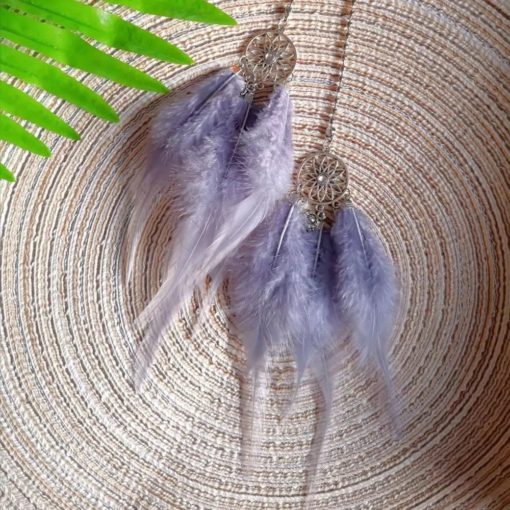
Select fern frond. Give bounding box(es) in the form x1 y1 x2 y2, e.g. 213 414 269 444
0 81 80 140
0 9 168 93
104 0 237 26
0 44 119 122
0 0 237 182
0 163 16 182
2 0 195 64
0 114 51 157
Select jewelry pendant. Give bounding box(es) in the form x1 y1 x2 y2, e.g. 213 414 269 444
129 28 297 392
296 150 351 230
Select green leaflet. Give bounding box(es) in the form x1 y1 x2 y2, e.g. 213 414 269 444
0 114 51 157
0 9 168 93
104 0 236 26
0 81 80 140
2 0 194 64
0 163 16 182
0 0 236 184
0 44 119 123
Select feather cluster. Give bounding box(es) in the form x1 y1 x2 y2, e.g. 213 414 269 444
227 201 399 483
127 67 398 488
128 70 294 391
228 202 398 401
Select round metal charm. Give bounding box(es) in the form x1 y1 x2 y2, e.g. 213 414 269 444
296 152 350 228
240 32 297 94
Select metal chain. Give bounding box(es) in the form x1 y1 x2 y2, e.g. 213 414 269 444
277 0 296 33
275 0 357 148
324 0 356 149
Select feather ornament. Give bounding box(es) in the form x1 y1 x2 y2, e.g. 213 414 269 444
330 205 399 421
226 203 346 482
226 202 318 470
131 77 294 391
126 70 244 280
228 201 399 486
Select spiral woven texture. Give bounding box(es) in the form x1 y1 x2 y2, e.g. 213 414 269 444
1 1 509 508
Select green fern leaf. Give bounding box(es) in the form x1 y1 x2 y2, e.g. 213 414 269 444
0 9 168 93
103 0 237 26
0 0 236 183
0 114 51 157
0 44 119 122
3 0 195 64
0 81 80 140
0 162 16 182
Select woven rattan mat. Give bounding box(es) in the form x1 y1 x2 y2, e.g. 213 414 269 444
1 1 509 508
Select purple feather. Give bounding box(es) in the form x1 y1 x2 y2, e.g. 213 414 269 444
227 203 346 487
226 202 317 471
132 80 294 391
299 229 346 493
227 202 316 373
330 206 399 421
126 71 244 281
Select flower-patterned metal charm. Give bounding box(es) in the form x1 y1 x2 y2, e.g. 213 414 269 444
239 32 297 95
297 152 350 230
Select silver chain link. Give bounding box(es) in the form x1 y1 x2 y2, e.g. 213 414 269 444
277 1 295 33
275 0 356 148
324 0 356 149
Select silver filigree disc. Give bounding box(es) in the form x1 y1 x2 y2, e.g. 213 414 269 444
297 152 350 214
240 32 297 91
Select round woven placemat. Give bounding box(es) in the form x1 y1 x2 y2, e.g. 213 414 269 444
1 1 509 508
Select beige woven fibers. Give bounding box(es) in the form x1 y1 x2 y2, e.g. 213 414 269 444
1 0 510 508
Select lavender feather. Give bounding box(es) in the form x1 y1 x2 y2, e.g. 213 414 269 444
226 202 317 472
227 202 316 373
228 203 398 486
227 204 347 490
299 230 344 494
132 82 294 391
126 71 243 281
330 206 398 402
